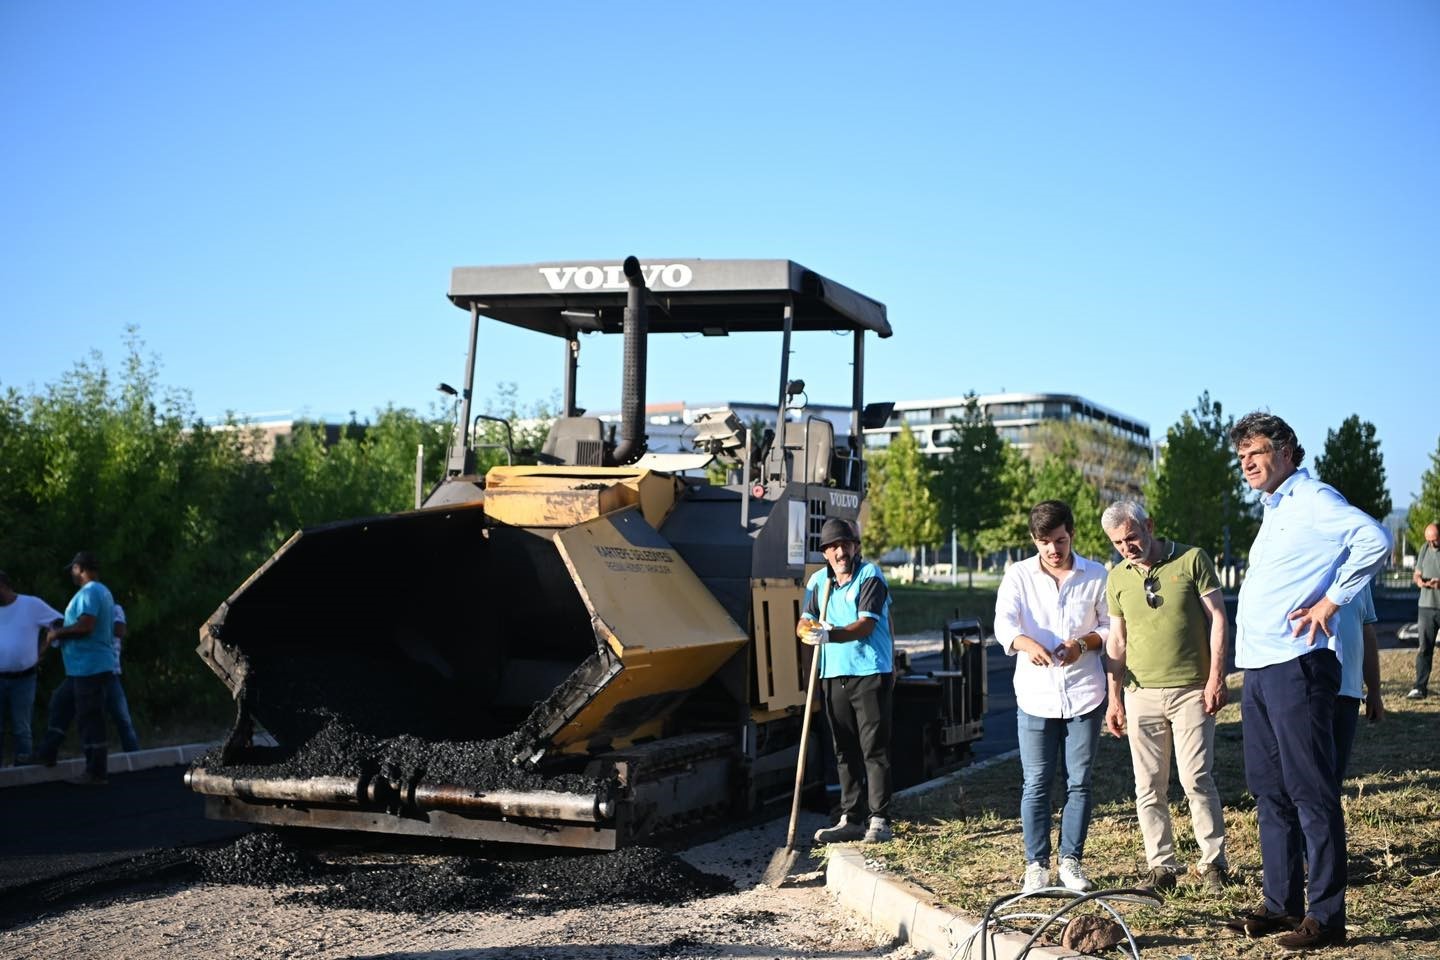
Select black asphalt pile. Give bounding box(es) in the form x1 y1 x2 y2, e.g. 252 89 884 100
189 832 330 887
196 645 603 796
199 715 602 795
283 846 734 915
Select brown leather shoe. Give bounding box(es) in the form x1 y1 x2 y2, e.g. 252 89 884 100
1196 862 1228 894
1224 906 1301 938
1276 916 1347 951
1141 867 1177 896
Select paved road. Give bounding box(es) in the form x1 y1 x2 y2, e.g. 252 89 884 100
0 765 249 897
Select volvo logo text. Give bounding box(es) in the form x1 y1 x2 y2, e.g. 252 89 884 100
829 492 860 509
538 263 694 291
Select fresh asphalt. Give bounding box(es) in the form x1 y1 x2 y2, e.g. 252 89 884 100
0 765 249 897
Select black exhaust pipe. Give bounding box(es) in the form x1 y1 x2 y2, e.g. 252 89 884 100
611 256 648 465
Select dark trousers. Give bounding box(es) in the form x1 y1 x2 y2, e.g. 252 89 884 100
41 673 141 754
1333 695 1359 783
823 672 894 822
72 673 109 779
1242 650 1346 930
1415 607 1440 693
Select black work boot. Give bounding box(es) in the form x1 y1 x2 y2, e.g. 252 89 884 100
70 747 108 785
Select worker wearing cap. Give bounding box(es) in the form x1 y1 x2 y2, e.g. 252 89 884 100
800 517 895 845
41 551 116 784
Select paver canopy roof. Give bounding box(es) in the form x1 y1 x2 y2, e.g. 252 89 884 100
448 259 891 339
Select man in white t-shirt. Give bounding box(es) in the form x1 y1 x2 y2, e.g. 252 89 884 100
0 570 63 765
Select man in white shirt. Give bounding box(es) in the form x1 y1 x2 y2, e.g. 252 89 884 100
995 500 1110 894
0 570 63 766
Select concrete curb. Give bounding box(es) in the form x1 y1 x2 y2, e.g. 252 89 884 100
825 748 1084 959
0 742 215 788
826 846 1071 960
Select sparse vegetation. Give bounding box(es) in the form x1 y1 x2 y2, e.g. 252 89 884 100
874 649 1440 958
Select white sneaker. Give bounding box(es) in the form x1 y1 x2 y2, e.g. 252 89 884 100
1021 861 1049 893
1058 856 1093 892
1407 688 1426 700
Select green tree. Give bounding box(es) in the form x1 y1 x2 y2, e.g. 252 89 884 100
1143 392 1257 565
934 395 1008 583
1408 434 1440 555
1030 440 1109 560
975 443 1035 562
864 424 941 575
0 331 276 723
1314 414 1393 522
1031 416 1152 500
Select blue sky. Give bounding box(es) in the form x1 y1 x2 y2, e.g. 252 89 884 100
3 1 1436 506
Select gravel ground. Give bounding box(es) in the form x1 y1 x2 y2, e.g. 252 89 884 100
0 813 923 960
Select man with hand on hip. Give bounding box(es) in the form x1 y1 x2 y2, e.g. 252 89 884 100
1224 412 1390 952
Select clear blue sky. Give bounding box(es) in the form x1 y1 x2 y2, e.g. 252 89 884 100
3 1 1435 506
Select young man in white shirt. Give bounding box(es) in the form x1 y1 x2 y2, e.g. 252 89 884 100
995 500 1110 894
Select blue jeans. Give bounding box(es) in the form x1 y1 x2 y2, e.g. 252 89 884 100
1017 701 1105 866
39 673 141 757
0 672 38 763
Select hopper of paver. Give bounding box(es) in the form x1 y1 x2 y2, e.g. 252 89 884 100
188 475 750 848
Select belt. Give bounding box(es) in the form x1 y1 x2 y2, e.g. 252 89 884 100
0 665 37 680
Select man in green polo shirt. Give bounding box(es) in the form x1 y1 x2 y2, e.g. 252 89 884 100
1101 501 1230 895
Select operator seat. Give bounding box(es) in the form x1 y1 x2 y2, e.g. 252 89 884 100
764 418 834 485
540 416 605 466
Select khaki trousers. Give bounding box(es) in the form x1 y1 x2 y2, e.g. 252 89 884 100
1125 684 1226 869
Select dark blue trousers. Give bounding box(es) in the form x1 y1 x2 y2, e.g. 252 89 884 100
1242 650 1346 930
1333 696 1360 783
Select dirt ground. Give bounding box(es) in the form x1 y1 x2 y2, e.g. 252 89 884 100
0 813 923 960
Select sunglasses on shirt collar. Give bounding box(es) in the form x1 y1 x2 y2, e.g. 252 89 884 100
1143 573 1161 609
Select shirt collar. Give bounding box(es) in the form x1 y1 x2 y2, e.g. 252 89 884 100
1023 552 1093 577
1262 466 1310 508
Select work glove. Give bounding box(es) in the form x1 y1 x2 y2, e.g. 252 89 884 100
800 620 832 645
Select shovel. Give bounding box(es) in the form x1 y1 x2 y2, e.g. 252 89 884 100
761 579 830 887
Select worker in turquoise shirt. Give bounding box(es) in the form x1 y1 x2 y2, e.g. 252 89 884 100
43 551 116 785
799 517 894 846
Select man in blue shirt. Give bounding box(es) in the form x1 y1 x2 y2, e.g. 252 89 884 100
1225 414 1390 952
42 551 117 785
1332 581 1383 782
799 517 894 845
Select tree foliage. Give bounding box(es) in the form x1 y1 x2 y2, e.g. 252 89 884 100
1029 439 1109 560
0 332 541 730
975 443 1035 559
1030 417 1151 500
864 424 941 564
1143 392 1257 565
0 334 274 722
1314 414 1392 522
934 395 1008 557
1408 434 1440 554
